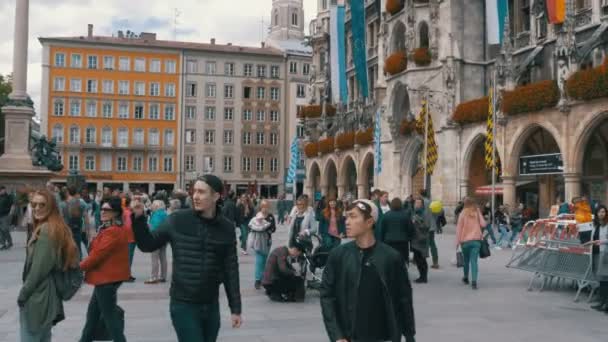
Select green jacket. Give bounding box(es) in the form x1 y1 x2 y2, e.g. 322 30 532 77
18 224 65 332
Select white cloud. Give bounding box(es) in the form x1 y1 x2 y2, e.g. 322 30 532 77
0 0 317 115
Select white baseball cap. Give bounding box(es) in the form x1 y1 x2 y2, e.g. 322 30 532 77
352 199 379 223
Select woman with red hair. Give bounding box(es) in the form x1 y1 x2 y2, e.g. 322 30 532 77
318 197 345 248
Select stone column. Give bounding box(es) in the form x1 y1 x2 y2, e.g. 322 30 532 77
459 179 469 199
320 182 329 196
563 173 581 202
357 183 367 200
337 183 347 199
502 176 516 208
10 0 29 100
97 181 103 192
123 182 129 193
149 183 156 194
304 185 313 199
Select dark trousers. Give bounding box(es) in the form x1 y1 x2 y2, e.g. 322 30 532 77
71 228 83 259
387 241 410 266
80 282 126 342
264 274 305 301
599 281 608 303
239 224 249 251
412 249 428 280
170 299 220 342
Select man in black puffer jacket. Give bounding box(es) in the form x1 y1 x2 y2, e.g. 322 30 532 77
132 175 242 342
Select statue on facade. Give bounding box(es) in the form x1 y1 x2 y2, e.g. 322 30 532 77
30 135 63 172
556 51 570 108
429 0 440 60
308 64 317 104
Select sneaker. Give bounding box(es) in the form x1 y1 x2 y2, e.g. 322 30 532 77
472 281 478 290
241 250 249 255
494 246 502 250
126 276 136 283
462 277 469 285
254 280 261 290
431 264 440 269
414 278 428 284
159 278 167 283
144 279 159 284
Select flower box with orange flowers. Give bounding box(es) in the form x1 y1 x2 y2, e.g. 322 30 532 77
452 97 489 124
386 0 404 15
400 119 417 135
318 137 335 154
566 59 608 101
413 47 431 67
300 104 337 119
336 131 355 150
304 142 319 158
355 128 374 146
502 80 559 115
384 52 408 75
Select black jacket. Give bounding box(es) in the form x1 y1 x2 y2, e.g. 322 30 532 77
132 209 242 314
0 193 14 217
320 241 415 342
380 209 415 243
221 199 238 226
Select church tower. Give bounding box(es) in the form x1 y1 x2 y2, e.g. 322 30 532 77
267 0 305 42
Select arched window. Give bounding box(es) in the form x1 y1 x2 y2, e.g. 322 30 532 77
274 10 279 26
52 124 64 143
419 21 429 48
101 127 112 146
69 125 80 144
291 12 298 26
85 126 96 144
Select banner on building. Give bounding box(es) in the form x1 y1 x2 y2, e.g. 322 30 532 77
485 0 509 44
286 136 300 184
415 101 438 175
350 0 369 98
374 109 382 174
546 0 566 24
330 1 347 104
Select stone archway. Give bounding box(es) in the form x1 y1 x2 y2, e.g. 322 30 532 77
462 133 502 198
340 154 358 198
399 136 424 197
358 151 375 199
306 161 321 198
573 112 608 204
323 157 339 199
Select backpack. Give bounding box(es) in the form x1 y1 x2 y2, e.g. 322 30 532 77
54 265 84 301
68 199 83 219
63 199 83 230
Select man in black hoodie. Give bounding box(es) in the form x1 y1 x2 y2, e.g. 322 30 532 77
132 175 242 342
0 186 14 250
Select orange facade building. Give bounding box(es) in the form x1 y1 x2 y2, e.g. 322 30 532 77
40 33 181 193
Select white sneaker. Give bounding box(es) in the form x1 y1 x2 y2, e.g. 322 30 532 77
494 246 502 250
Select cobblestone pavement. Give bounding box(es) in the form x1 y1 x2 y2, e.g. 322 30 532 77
0 224 606 341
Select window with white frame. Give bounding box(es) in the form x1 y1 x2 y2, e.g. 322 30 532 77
164 129 174 146
186 82 197 97
206 83 216 97
134 103 144 119
242 132 252 145
244 64 253 76
118 81 129 95
271 65 280 78
53 99 64 116
223 156 233 172
102 102 113 118
133 128 144 145
54 77 65 91
164 104 175 120
163 157 173 172
149 129 159 145
69 154 79 171
134 58 146 72
270 158 278 172
165 60 176 73
85 155 95 171
118 128 129 147
256 132 265 145
88 55 98 69
134 82 145 96
270 132 278 145
270 110 279 122
257 65 266 78
204 130 215 144
71 54 82 68
52 124 63 143
257 87 265 99
55 53 65 67
289 61 297 74
150 82 160 96
119 57 130 71
117 156 127 171
101 154 112 171
165 83 176 97
256 157 265 172
303 63 310 75
186 106 197 120
297 84 306 98
102 80 113 94
186 60 198 73
69 126 80 144
203 156 214 172
70 78 82 92
101 127 112 146
243 86 252 99
185 129 196 144
205 61 217 75
103 56 114 70
256 110 265 121
291 12 298 26
70 100 81 116
271 87 280 101
86 101 97 117
118 103 129 119
150 59 161 72
205 107 216 120
86 79 97 93
224 84 234 98
132 156 143 172
242 157 251 172
224 107 234 120
223 130 233 144
224 62 235 76
185 155 195 171
149 103 160 120
148 156 158 172
243 109 252 121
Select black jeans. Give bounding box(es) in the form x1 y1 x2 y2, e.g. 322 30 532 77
80 282 126 342
599 281 608 303
71 227 83 259
387 241 410 266
412 249 428 281
170 299 220 342
264 274 304 300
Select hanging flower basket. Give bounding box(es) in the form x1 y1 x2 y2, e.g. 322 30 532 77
355 128 374 146
386 0 405 15
413 47 432 66
318 137 335 154
300 104 337 118
399 119 417 135
452 97 489 124
502 80 559 116
566 58 608 101
304 142 319 158
336 131 355 150
384 52 408 75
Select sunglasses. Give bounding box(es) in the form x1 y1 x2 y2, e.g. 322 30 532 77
101 207 114 212
31 202 47 209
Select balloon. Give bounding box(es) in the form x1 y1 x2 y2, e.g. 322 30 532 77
429 200 443 214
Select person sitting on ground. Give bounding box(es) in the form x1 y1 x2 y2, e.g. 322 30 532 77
261 240 306 302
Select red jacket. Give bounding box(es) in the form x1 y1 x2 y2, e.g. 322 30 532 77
123 208 135 243
80 225 130 285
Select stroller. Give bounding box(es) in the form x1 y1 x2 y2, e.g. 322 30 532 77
297 234 333 291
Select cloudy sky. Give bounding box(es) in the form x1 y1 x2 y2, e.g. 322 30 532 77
0 0 317 115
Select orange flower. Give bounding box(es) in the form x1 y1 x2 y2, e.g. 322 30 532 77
452 97 489 124
399 119 417 135
566 58 608 101
502 80 559 115
355 128 373 145
336 131 355 150
413 47 431 67
318 137 335 154
384 52 408 75
386 0 404 15
304 142 319 158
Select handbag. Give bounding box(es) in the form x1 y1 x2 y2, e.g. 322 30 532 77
456 246 464 268
480 238 491 259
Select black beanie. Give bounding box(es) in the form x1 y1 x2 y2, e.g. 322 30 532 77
197 174 224 194
102 196 123 218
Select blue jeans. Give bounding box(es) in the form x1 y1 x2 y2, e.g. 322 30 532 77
170 299 220 342
461 240 481 282
496 224 509 247
483 223 497 244
509 223 522 246
239 224 248 251
128 242 136 268
255 250 268 281
20 309 52 342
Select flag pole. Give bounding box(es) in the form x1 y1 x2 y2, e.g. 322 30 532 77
491 70 497 225
423 95 429 190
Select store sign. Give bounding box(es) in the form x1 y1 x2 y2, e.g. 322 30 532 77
519 153 564 176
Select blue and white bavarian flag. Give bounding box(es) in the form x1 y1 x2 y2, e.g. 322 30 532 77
374 109 382 174
286 136 300 184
